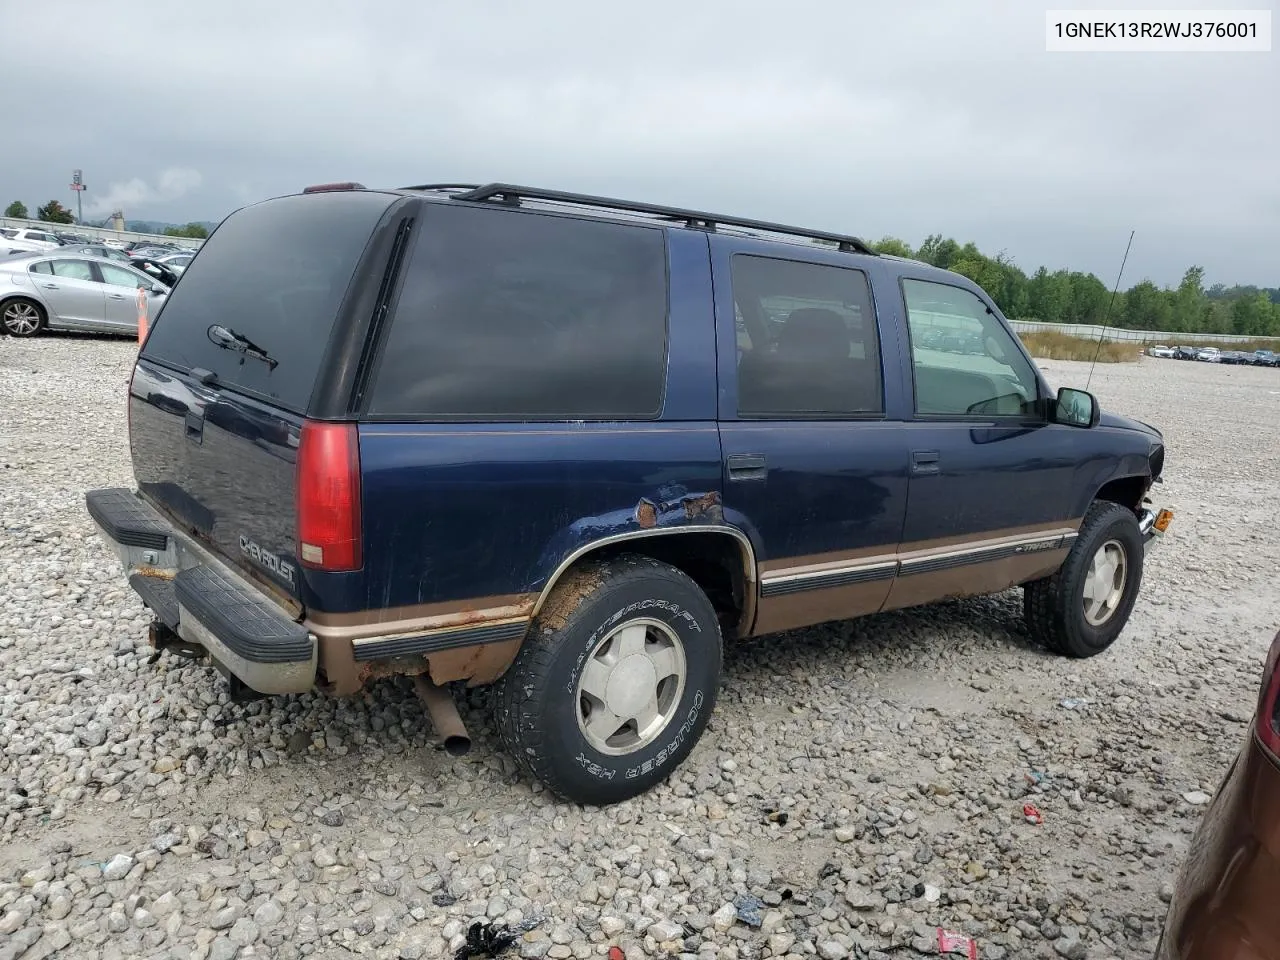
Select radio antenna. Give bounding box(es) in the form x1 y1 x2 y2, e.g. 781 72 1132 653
1086 230 1135 391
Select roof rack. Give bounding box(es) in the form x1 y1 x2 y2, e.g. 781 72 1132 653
448 183 876 255
400 183 482 193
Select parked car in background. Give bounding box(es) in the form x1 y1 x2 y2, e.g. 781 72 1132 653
1197 347 1222 362
59 244 133 264
1 227 62 255
128 257 182 288
1158 627 1280 958
55 231 92 245
1147 344 1175 358
0 251 168 337
1251 349 1278 367
4 227 63 249
155 251 195 275
127 242 182 258
1174 346 1199 360
1220 350 1250 365
83 180 1172 805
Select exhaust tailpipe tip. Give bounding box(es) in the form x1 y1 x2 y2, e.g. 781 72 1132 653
412 676 472 756
441 734 472 757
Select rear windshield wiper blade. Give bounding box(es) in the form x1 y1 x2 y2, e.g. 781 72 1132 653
207 324 279 369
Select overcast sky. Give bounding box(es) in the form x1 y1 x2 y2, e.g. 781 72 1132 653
4 0 1276 288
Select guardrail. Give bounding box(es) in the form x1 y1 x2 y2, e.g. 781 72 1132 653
0 217 204 251
1008 319 1279 346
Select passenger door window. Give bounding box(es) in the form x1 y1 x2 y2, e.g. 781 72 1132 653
901 278 1040 417
731 255 883 417
99 263 150 289
98 263 148 289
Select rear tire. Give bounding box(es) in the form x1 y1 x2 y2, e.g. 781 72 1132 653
1024 500 1145 658
1 298 46 337
495 554 722 805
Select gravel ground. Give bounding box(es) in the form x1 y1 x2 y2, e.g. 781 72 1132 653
1 335 1278 960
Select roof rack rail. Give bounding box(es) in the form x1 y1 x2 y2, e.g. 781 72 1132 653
450 183 875 255
400 183 482 193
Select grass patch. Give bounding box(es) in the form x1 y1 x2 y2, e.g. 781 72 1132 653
1016 330 1138 362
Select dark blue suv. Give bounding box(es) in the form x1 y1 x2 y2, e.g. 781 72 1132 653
85 182 1172 804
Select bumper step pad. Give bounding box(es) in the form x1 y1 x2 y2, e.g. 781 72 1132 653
85 488 170 551
128 573 180 630
173 565 312 665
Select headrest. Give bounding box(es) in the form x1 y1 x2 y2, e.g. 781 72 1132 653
778 308 849 358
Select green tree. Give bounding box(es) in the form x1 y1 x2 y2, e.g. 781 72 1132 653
1231 291 1275 336
163 222 209 239
36 200 75 224
1171 266 1206 332
1027 267 1070 323
951 255 1004 300
1123 280 1173 331
4 200 28 219
870 236 914 258
917 234 961 270
1066 272 1110 325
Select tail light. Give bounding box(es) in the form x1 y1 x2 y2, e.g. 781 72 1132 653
296 421 362 571
1254 630 1280 759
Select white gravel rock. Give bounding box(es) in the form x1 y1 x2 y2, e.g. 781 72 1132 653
0 342 1276 960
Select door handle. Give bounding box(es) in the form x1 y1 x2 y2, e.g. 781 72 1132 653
727 453 767 482
911 450 941 476
40 283 59 289
108 293 127 300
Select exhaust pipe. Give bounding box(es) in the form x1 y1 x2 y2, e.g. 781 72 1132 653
412 676 472 756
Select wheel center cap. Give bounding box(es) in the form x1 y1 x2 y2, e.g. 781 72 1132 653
605 655 657 718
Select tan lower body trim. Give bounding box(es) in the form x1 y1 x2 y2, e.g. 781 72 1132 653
752 579 895 636
308 596 535 695
880 547 1070 612
752 521 1081 636
306 594 536 643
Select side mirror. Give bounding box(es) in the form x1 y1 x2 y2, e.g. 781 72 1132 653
150 284 165 295
1054 387 1099 428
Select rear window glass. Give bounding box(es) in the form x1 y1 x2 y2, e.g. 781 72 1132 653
141 191 394 412
365 203 669 419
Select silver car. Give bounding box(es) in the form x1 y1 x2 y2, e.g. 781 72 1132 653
156 251 195 275
0 252 169 337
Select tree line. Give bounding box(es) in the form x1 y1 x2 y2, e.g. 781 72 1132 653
872 234 1279 337
3 196 1273 334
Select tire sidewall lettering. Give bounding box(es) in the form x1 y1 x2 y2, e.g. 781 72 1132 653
561 594 713 783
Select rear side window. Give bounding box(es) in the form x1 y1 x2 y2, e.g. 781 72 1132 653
365 204 668 420
731 255 883 417
52 260 94 281
141 191 395 413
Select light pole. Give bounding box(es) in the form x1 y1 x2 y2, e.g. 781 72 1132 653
70 169 85 224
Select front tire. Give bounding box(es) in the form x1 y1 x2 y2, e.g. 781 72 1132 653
1 298 46 337
495 554 722 805
1024 500 1145 658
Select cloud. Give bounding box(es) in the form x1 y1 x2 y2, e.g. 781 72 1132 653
84 168 204 218
5 0 1277 286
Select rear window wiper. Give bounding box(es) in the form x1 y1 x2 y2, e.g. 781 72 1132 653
207 324 279 370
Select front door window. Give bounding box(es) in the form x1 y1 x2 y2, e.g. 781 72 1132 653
902 278 1040 417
